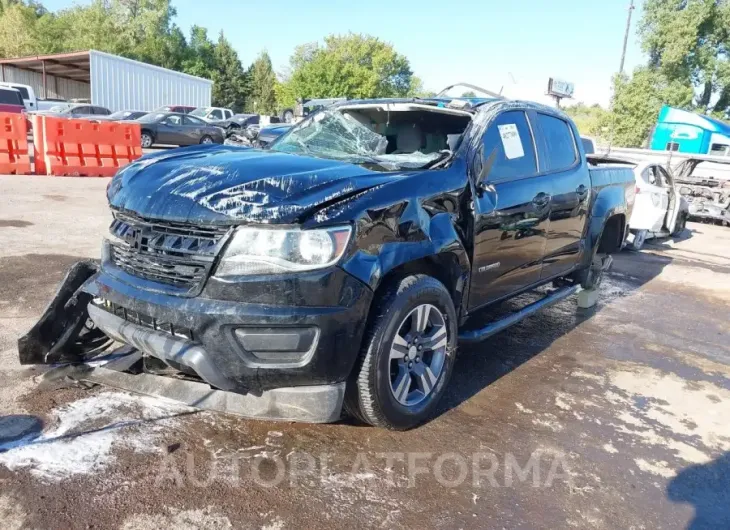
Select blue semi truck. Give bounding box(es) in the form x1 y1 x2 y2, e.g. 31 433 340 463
650 105 730 156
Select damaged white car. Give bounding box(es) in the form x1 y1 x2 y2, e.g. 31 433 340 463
625 161 689 250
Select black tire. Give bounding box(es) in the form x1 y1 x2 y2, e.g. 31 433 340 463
200 135 214 145
281 109 295 123
672 213 687 236
575 252 608 290
626 229 647 251
344 274 458 430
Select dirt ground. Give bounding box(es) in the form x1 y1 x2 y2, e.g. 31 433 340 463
0 175 728 529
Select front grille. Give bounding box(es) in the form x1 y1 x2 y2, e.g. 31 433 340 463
93 298 195 340
107 211 230 293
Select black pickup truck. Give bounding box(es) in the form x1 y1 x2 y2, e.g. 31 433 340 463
20 97 635 430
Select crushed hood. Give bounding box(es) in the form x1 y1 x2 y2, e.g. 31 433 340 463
107 145 395 224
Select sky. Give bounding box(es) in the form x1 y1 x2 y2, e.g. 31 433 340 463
43 0 646 107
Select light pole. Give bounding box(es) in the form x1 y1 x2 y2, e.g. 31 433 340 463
619 0 635 75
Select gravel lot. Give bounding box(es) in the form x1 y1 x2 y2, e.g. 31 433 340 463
1 175 729 529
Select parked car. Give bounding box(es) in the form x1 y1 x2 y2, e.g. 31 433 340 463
0 82 37 112
38 104 112 119
190 106 234 123
155 105 196 114
624 161 689 250
97 110 148 121
20 96 635 429
0 87 26 114
218 113 260 132
279 98 347 123
255 122 292 147
136 112 225 147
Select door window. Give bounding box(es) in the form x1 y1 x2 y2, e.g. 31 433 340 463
535 113 578 172
210 109 223 119
164 115 183 126
642 166 658 185
72 106 91 115
656 166 671 187
184 116 205 126
479 111 538 181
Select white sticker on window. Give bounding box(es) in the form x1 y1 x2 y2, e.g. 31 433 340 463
498 124 525 160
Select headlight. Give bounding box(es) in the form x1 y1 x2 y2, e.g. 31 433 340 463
214 225 352 277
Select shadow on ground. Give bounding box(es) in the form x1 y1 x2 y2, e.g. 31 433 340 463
668 451 730 530
434 249 674 418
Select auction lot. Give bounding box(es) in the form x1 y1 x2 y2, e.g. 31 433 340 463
0 175 729 529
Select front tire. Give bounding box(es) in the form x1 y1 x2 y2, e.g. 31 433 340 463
344 275 457 430
200 135 214 144
140 132 153 148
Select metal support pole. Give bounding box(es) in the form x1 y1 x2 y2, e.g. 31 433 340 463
619 0 635 74
42 60 47 99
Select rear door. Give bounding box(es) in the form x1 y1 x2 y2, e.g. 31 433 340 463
468 109 552 310
184 116 207 143
532 111 592 280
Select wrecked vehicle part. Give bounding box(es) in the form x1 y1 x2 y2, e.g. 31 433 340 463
17 260 113 365
26 96 634 428
674 157 730 224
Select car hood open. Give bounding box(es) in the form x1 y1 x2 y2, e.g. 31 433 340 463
107 145 396 224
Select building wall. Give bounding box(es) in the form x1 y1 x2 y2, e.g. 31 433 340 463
90 50 212 112
0 65 91 100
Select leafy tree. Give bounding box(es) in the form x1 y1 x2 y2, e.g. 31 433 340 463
181 25 215 79
461 90 477 98
285 33 414 100
640 0 730 113
0 2 41 57
601 68 694 147
246 50 277 115
211 32 248 111
407 76 436 98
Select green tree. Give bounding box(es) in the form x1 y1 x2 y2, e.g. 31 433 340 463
181 25 215 79
0 2 41 57
461 90 477 98
601 68 694 147
211 32 247 111
285 33 414 100
640 0 730 113
246 50 277 115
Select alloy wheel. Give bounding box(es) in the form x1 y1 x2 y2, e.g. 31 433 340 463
388 304 448 406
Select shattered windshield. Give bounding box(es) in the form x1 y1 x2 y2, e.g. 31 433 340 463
271 107 470 171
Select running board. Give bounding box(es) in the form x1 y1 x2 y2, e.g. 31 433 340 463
458 285 581 343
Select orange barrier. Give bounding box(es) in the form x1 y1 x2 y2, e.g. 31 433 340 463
33 115 142 177
0 112 32 175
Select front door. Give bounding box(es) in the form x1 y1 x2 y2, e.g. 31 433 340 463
631 165 669 232
532 111 592 279
157 115 184 144
468 110 552 310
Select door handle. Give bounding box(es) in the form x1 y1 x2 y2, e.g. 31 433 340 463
576 184 589 198
532 192 551 208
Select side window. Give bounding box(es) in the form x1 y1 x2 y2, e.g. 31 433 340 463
210 109 223 119
224 110 232 119
72 106 91 115
643 167 658 185
165 115 183 126
657 166 671 186
184 116 204 126
535 113 577 172
480 110 538 181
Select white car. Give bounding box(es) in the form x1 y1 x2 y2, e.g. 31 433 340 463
189 107 233 123
626 161 689 250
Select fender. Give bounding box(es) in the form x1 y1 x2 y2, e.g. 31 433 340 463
303 163 473 311
581 182 630 268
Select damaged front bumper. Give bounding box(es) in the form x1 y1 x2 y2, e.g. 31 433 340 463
19 259 373 423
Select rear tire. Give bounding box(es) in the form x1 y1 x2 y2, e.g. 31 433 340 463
344 275 457 430
200 135 214 144
626 229 647 251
